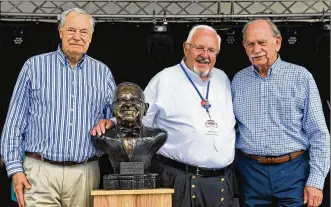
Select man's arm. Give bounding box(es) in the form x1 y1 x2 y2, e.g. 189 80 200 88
91 69 117 136
142 73 160 127
301 71 330 207
302 72 330 190
1 60 31 177
1 60 32 207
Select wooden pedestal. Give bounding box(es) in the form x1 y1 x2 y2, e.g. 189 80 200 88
91 188 174 207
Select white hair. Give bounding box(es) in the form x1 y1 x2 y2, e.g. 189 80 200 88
186 25 221 49
242 18 281 41
59 8 95 34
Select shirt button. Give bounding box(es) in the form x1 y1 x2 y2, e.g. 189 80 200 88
221 188 224 192
220 198 224 202
192 195 196 199
192 176 196 180
191 184 195 188
220 178 225 182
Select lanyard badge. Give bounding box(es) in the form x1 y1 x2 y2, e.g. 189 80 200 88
180 63 219 136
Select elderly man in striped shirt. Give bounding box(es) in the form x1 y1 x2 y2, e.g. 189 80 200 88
232 19 330 207
1 8 116 207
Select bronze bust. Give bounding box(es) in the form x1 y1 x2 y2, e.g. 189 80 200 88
93 82 167 189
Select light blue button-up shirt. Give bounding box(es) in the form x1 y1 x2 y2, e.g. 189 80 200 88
232 57 330 189
1 46 116 176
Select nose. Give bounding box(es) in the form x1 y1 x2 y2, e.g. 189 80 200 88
252 43 262 53
200 49 209 58
73 31 80 40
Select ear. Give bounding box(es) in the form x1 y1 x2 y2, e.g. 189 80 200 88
144 103 149 116
275 35 282 52
242 40 246 49
59 26 63 40
111 103 116 117
183 42 189 55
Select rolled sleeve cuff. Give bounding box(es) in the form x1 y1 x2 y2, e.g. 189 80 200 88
6 160 23 177
110 117 117 125
306 173 325 190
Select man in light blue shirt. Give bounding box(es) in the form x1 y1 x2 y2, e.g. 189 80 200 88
232 19 330 207
1 8 116 207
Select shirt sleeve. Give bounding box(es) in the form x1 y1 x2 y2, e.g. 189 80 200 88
143 74 160 127
1 60 31 177
302 71 330 190
104 68 117 119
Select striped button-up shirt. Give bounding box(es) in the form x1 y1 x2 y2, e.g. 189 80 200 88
232 57 330 190
1 46 116 176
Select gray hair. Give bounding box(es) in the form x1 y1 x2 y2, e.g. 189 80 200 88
59 8 95 34
242 18 281 41
186 25 221 49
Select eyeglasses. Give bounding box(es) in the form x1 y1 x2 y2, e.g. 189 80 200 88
113 98 144 105
186 42 218 57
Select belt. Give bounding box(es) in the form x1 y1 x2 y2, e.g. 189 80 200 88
155 155 226 177
25 152 99 166
240 150 305 164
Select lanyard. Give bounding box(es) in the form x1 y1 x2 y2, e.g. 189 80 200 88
180 63 212 119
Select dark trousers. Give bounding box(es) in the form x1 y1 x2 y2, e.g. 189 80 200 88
151 157 234 207
235 151 309 207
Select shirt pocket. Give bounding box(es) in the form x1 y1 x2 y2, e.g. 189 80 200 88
84 85 106 117
269 95 296 126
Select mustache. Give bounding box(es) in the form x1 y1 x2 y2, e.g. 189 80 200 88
196 56 210 64
251 53 266 58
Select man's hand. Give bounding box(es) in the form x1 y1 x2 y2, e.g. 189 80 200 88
12 172 31 207
304 185 323 207
91 119 114 136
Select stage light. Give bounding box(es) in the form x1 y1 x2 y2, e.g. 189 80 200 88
154 25 167 33
225 30 235 44
288 29 297 45
13 26 24 45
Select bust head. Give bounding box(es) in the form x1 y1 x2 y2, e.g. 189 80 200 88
112 82 149 128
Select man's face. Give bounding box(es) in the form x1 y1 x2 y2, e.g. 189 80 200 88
243 20 282 70
183 29 219 76
112 86 147 127
59 12 92 58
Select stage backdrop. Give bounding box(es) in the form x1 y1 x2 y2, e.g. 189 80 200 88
0 21 329 207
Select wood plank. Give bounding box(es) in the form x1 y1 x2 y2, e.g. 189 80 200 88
91 188 174 196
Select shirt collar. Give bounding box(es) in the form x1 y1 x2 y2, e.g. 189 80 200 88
250 55 282 76
57 44 86 69
180 59 213 84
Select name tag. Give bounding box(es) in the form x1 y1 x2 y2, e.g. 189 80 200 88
205 120 219 136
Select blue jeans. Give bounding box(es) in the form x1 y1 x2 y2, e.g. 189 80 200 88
235 150 309 207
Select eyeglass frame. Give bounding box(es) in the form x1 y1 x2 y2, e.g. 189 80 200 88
186 42 219 57
112 98 145 106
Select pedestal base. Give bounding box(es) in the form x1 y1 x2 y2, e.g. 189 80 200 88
91 188 174 207
103 173 158 190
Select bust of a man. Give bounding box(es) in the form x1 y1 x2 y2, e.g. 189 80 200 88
93 82 167 174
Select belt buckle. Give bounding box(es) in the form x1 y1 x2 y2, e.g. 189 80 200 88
257 156 267 164
63 161 72 166
196 166 202 176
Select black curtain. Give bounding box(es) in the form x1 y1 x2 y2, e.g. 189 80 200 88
0 21 329 207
